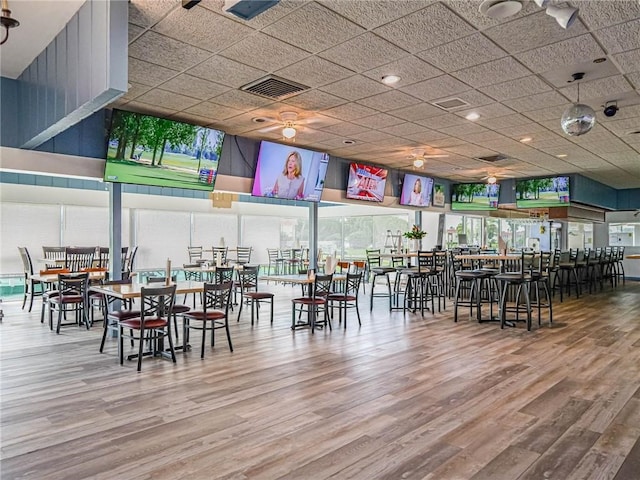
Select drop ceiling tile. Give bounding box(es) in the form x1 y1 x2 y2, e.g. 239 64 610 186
275 57 354 88
125 101 177 118
219 33 310 72
187 56 267 88
437 123 489 137
516 34 606 73
321 122 370 136
348 130 396 143
128 23 145 44
479 113 534 129
320 75 390 101
464 131 509 143
446 0 539 30
444 144 497 157
559 75 635 102
129 0 177 28
501 122 553 138
416 114 467 129
479 76 552 102
201 0 304 30
357 90 420 112
283 89 346 111
352 113 406 129
452 57 531 88
455 103 516 120
129 31 212 72
128 57 179 87
417 33 507 72
504 91 570 112
484 11 588 55
154 5 254 53
522 104 571 122
184 101 244 120
614 49 640 74
400 75 471 102
135 88 201 111
321 103 378 121
578 0 640 30
379 122 431 136
262 3 365 54
388 103 446 122
169 112 218 128
594 19 640 54
422 136 466 148
295 129 342 144
600 117 640 136
374 3 475 53
319 32 410 72
160 74 229 100
628 72 640 89
447 90 496 109
363 56 443 86
320 0 427 29
121 82 151 102
401 130 450 143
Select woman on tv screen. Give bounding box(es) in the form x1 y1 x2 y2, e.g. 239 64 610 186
409 178 424 206
273 151 305 200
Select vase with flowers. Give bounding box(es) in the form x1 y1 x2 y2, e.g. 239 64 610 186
403 225 427 251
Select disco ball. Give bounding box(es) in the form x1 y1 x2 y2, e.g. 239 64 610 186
561 103 596 136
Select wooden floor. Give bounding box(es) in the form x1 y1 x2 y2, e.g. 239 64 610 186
1 279 640 480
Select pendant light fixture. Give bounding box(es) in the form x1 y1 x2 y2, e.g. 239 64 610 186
1 0 20 46
561 73 596 137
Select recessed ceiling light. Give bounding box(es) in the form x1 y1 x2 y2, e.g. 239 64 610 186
381 75 401 85
556 154 568 158
593 57 607 64
252 117 269 123
520 137 532 143
343 139 356 145
465 112 480 121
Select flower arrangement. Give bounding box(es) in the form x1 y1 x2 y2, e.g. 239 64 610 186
403 225 427 240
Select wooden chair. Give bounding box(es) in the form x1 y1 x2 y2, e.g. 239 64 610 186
48 272 90 334
42 246 66 269
237 267 274 325
118 284 177 372
182 281 234 358
18 247 45 312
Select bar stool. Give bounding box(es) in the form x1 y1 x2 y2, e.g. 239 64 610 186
452 259 491 323
366 249 395 311
493 254 533 331
403 251 437 317
528 251 553 326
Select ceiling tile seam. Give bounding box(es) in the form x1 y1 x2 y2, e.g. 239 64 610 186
130 3 180 31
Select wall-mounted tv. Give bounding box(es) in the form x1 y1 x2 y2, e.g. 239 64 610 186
104 109 225 191
451 183 500 211
400 174 434 207
251 141 329 202
346 163 388 202
516 176 570 208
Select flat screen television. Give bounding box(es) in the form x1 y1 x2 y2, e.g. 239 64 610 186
346 163 388 202
104 109 225 191
400 174 434 207
516 176 570 208
451 183 500 211
251 141 329 202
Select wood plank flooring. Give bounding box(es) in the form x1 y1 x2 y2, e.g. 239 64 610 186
1 280 640 479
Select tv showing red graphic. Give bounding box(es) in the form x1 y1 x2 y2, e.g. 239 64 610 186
346 163 388 202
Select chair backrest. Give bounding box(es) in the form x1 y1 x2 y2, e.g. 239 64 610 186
236 267 258 293
58 272 90 301
97 247 110 268
344 272 362 295
351 260 366 274
521 251 536 273
65 247 96 272
188 246 203 263
212 246 228 264
416 251 434 272
125 246 138 274
18 247 34 276
214 266 234 284
236 246 252 264
366 249 381 268
267 248 280 261
313 273 333 299
202 281 233 312
43 246 66 268
140 284 177 324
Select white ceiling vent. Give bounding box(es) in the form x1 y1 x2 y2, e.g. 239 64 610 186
432 97 470 111
477 154 508 163
241 75 309 100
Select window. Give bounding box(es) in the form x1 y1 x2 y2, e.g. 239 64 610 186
609 223 640 247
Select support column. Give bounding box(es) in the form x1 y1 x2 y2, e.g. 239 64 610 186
309 202 318 270
109 183 122 280
415 210 422 250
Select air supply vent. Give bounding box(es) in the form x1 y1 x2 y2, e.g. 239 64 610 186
477 154 508 163
432 97 470 111
241 75 309 100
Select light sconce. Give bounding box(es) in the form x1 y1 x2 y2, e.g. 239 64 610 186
1 0 20 46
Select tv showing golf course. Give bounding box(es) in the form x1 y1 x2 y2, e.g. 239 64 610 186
451 183 500 211
104 109 225 191
516 176 570 208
